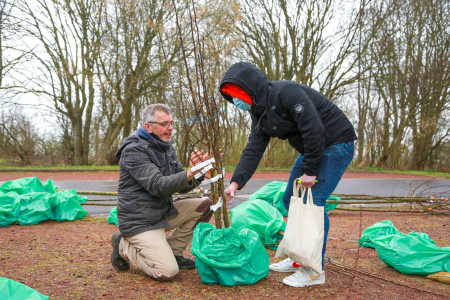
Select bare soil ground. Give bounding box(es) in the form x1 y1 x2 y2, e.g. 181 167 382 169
0 170 437 182
1 211 449 299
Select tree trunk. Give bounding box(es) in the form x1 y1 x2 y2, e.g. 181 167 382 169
122 73 133 140
73 118 83 165
93 118 125 166
82 80 95 165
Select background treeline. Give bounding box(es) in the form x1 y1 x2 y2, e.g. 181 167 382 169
0 0 449 171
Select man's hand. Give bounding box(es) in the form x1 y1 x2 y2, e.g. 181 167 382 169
225 181 239 204
300 174 317 188
189 150 209 168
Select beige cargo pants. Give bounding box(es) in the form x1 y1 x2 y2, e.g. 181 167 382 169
119 197 212 282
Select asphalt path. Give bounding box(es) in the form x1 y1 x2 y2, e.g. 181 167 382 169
49 177 450 216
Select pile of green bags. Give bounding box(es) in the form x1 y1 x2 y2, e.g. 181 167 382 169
191 223 269 286
359 221 450 275
0 177 87 227
230 199 286 250
0 277 49 300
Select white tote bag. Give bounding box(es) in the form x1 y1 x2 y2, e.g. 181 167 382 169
275 178 324 274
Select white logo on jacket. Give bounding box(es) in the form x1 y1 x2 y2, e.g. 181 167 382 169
294 104 304 114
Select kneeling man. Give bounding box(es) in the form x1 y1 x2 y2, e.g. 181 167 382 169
110 104 213 282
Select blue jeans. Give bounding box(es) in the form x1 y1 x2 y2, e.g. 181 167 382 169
282 142 355 269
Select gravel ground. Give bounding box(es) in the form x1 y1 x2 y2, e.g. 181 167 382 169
0 210 449 300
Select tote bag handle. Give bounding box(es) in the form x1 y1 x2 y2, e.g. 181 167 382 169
293 178 313 205
293 177 302 197
300 187 313 205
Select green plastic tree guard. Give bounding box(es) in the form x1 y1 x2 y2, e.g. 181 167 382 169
107 207 118 226
372 232 450 275
230 199 286 250
12 193 53 225
49 190 87 222
0 277 49 300
249 181 288 216
0 206 17 227
358 220 400 248
325 196 341 212
0 191 19 207
0 178 88 226
0 177 57 195
191 223 269 286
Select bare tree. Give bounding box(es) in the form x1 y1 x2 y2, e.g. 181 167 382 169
0 0 29 93
0 107 40 165
364 0 450 170
236 0 390 101
92 0 179 165
171 0 240 228
18 0 104 165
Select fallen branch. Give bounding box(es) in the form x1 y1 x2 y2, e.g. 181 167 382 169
326 259 447 298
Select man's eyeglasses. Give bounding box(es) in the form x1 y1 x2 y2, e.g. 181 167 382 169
147 121 175 128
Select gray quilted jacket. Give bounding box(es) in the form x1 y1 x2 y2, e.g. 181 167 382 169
115 132 200 237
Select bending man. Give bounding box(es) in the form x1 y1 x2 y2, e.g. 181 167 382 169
111 104 213 282
220 62 357 287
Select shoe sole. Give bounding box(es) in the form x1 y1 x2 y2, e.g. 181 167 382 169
111 232 130 271
269 266 300 273
282 278 325 287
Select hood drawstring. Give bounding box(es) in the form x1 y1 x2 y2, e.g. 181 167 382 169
254 106 268 133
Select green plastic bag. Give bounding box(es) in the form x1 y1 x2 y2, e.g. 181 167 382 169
12 193 53 225
49 190 87 222
230 199 286 250
191 223 269 286
358 220 400 248
0 206 16 227
0 191 19 207
372 232 450 275
0 178 86 227
107 207 118 226
0 277 49 300
249 181 288 216
325 196 341 212
0 177 57 195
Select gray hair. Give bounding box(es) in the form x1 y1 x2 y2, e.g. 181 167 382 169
141 104 172 127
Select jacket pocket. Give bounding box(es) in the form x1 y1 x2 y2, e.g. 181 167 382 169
138 200 169 224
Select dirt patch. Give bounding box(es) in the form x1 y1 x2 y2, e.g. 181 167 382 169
0 212 449 299
0 170 438 182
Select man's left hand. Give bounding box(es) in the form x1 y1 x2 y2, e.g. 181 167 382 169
301 174 317 188
189 150 209 168
189 149 223 169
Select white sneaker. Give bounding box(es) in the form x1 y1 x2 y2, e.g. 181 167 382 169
283 267 325 287
269 258 302 272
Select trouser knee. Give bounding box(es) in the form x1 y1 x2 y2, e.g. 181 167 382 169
194 198 213 227
158 268 179 282
150 265 179 282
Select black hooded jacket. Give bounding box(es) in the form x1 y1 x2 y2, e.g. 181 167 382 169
220 62 357 188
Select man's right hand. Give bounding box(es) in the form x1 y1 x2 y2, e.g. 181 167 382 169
225 182 239 204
